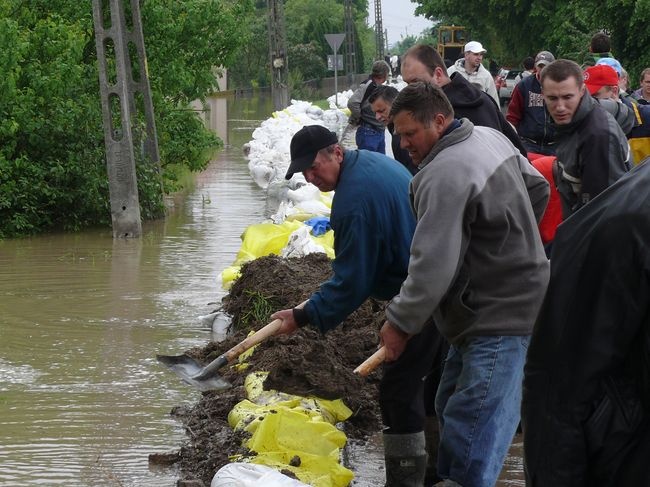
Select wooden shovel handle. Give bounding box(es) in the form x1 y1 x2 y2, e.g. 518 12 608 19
223 319 282 362
353 346 386 376
224 300 308 363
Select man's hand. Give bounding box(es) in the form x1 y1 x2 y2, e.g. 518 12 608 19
379 320 410 362
270 308 300 335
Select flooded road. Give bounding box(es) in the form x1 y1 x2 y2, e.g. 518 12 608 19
0 93 270 486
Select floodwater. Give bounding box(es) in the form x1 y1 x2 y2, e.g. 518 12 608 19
0 90 525 487
0 92 271 486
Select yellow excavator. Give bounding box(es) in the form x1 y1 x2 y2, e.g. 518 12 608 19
437 25 468 65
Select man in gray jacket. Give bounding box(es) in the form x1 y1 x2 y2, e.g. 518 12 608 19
380 82 550 487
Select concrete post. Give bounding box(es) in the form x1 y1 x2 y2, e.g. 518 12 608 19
92 0 163 238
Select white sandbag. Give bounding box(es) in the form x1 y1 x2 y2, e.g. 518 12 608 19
211 462 310 487
281 226 326 258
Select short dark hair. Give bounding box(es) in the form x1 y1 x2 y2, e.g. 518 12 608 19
404 44 446 75
540 59 584 88
389 82 454 126
640 67 650 83
590 32 611 53
522 57 535 70
368 85 399 105
371 60 390 79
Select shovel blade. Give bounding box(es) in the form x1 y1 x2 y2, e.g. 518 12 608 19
156 354 232 392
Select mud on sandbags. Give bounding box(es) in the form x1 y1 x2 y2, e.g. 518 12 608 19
172 254 384 486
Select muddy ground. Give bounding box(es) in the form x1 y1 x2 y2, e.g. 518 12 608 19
152 254 386 486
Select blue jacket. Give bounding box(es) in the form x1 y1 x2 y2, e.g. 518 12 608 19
512 74 555 144
305 149 415 332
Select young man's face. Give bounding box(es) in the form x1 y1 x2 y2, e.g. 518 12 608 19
392 111 441 164
542 76 585 125
302 145 342 192
370 98 392 125
464 51 483 70
642 73 650 98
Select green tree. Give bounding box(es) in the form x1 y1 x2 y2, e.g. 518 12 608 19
413 0 650 78
227 0 375 89
0 0 254 238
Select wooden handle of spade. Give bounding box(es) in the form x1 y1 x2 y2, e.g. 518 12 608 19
353 346 386 376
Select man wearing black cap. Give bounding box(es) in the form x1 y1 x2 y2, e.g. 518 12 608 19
507 50 557 156
273 124 447 486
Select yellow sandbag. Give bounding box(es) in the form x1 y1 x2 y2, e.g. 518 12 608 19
244 408 353 487
220 266 241 290
313 229 335 259
236 220 304 263
226 371 355 487
243 372 351 422
249 450 353 487
247 408 345 454
220 221 336 289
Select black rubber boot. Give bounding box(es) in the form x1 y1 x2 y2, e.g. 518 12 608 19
423 416 442 486
384 431 427 487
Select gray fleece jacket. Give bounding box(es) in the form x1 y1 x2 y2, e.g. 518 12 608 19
386 119 550 344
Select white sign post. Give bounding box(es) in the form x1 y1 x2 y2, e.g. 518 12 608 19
325 33 345 106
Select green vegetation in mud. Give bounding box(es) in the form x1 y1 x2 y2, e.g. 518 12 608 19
236 289 279 330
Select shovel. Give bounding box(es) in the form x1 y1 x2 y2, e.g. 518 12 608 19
157 318 283 392
158 301 307 392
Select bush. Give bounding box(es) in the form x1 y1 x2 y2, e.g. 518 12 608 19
0 0 252 238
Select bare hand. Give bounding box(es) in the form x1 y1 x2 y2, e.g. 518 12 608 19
379 320 410 362
270 308 299 335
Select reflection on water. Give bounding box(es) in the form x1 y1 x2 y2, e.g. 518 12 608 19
0 93 268 486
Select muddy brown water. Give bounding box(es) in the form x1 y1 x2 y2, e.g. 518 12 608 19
0 93 270 486
0 91 525 486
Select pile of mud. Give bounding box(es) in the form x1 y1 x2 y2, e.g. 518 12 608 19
159 254 385 486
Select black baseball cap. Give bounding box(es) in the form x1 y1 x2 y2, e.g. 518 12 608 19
285 125 338 180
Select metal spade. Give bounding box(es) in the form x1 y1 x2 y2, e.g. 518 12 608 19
157 318 283 392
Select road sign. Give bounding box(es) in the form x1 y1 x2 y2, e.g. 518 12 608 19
325 33 345 53
325 34 346 106
327 55 344 71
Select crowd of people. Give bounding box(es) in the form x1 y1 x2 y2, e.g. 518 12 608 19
270 31 650 487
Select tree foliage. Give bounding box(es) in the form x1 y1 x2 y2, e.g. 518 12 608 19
0 0 254 238
227 0 376 90
414 0 650 83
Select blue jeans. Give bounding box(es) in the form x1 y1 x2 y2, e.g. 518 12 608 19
435 335 530 487
355 124 385 154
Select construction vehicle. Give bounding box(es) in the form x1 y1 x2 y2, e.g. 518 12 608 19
437 25 468 64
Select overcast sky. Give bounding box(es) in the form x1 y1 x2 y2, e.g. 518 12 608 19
367 0 434 49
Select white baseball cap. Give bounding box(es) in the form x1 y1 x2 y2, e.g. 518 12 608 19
464 41 487 54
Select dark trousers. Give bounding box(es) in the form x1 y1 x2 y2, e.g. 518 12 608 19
379 318 449 434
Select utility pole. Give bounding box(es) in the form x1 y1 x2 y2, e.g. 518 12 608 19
344 0 357 88
92 0 162 238
268 0 289 111
374 0 384 60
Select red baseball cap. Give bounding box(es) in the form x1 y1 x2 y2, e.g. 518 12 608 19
584 65 619 95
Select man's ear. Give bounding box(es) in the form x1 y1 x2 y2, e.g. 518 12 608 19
434 113 448 133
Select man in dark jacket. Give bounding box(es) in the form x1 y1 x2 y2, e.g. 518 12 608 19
347 60 390 153
507 50 557 155
540 59 630 218
401 44 528 158
581 31 614 68
368 85 418 175
522 159 650 487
